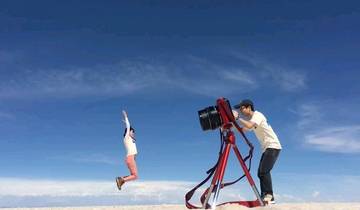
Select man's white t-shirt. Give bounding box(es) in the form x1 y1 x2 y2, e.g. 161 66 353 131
123 116 138 156
249 111 282 152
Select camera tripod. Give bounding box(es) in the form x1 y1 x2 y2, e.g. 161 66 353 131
185 123 265 209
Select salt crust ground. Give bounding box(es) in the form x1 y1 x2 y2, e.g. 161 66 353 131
2 203 360 210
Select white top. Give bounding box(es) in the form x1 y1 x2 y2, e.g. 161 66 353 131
123 115 137 156
249 111 282 152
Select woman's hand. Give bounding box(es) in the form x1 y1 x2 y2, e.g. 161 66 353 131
122 110 128 118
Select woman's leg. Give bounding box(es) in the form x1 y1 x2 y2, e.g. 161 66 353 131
123 155 138 182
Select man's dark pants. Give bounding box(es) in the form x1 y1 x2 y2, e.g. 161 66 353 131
258 148 281 197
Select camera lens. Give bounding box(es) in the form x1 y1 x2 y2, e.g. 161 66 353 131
198 106 222 131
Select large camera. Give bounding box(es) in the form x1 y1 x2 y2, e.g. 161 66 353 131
198 98 236 131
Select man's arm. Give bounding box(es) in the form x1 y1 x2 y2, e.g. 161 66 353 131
232 110 255 132
238 118 256 130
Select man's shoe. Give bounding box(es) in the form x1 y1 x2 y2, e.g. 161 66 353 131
263 194 276 204
116 177 125 190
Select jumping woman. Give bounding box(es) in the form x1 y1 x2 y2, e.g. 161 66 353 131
116 110 138 190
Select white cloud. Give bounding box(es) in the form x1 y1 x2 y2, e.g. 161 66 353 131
0 63 167 99
276 173 360 202
0 53 308 100
0 58 255 99
0 178 259 207
0 177 230 198
0 112 15 120
221 70 256 86
1 174 359 207
294 102 360 153
72 154 120 165
293 103 322 129
312 191 320 198
231 53 307 92
50 153 120 165
266 67 306 91
0 177 283 207
0 178 115 197
0 178 193 207
170 74 255 97
275 193 304 202
304 125 360 153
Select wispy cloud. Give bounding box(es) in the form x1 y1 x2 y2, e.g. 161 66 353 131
170 69 258 97
72 154 120 165
231 53 307 92
1 174 359 207
0 178 295 208
292 103 322 129
0 63 167 99
0 57 258 99
0 178 192 207
50 153 120 165
221 70 257 86
274 193 304 202
304 125 360 153
294 102 360 153
265 67 306 91
0 177 297 208
312 191 320 198
0 112 15 120
0 178 191 198
0 178 256 207
0 53 308 100
276 173 360 202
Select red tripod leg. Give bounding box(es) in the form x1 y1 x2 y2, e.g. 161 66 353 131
232 145 264 206
203 142 232 209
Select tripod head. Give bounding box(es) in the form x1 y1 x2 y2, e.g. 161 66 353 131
198 97 252 148
198 97 238 130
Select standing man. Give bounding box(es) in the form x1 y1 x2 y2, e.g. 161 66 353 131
233 99 282 204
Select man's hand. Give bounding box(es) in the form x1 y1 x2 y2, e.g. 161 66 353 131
232 109 239 120
241 127 249 132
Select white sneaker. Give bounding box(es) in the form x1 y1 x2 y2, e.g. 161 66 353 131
263 194 275 204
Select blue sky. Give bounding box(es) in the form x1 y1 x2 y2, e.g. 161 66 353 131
0 0 360 207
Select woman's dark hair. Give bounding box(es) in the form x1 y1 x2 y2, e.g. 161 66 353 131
123 126 135 137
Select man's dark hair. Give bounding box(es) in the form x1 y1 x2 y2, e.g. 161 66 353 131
123 126 135 137
243 103 255 111
234 99 255 111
